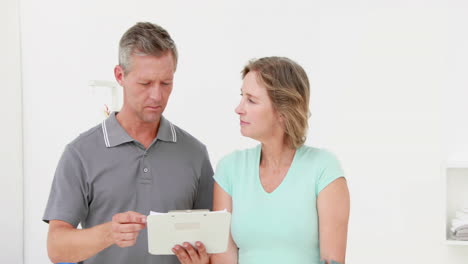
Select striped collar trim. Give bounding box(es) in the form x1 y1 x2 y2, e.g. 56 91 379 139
101 119 111 147
101 113 177 148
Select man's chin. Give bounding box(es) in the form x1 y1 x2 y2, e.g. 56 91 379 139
141 113 162 123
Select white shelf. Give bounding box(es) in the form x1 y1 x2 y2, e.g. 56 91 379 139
443 162 468 246
445 153 468 168
88 80 122 113
446 162 468 168
444 240 468 246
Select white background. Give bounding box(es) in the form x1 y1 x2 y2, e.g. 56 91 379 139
1 0 468 263
0 0 23 263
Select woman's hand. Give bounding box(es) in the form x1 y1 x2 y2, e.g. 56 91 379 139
172 241 210 264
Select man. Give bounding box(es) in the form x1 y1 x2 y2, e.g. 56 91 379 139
43 22 214 264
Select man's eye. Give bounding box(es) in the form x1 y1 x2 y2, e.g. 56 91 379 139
248 98 255 103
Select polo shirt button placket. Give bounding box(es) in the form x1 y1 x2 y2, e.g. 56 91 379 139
140 165 152 184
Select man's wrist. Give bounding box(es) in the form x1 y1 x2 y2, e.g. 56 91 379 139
99 222 114 247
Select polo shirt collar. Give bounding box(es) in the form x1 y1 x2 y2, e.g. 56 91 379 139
101 112 177 148
156 115 178 143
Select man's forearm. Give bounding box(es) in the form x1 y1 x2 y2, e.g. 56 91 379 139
47 221 114 263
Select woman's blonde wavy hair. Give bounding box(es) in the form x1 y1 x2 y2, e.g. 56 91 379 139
242 57 310 149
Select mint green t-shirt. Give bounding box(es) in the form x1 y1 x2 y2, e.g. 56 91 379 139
214 145 344 264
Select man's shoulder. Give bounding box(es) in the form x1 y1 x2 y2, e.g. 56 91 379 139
68 122 104 150
171 123 206 150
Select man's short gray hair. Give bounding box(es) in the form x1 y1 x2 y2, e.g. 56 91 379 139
119 22 178 74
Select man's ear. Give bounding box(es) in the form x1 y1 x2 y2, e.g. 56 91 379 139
114 65 125 86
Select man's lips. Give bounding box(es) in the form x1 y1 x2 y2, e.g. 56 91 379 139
240 120 250 125
145 106 162 110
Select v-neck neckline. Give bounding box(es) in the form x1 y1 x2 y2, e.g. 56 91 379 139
255 144 301 195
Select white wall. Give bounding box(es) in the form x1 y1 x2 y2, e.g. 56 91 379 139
443 3 468 161
18 0 468 263
0 0 23 263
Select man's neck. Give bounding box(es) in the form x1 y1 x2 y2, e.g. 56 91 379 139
115 110 160 149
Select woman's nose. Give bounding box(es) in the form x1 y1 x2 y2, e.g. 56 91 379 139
235 101 244 115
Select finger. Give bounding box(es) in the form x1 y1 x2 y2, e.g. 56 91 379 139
123 211 146 223
116 239 137 248
184 242 199 261
173 245 191 264
113 211 146 224
195 241 209 261
113 212 132 223
115 223 146 233
117 232 138 241
129 213 146 224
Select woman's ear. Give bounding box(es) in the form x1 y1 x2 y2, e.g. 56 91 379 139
277 111 285 125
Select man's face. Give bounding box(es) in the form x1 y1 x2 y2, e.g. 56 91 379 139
115 51 175 123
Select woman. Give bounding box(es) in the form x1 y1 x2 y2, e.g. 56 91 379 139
173 57 350 264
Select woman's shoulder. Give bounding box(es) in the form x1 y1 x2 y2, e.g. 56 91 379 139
217 145 260 167
298 145 341 164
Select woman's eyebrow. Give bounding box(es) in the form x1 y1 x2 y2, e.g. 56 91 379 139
243 91 258 99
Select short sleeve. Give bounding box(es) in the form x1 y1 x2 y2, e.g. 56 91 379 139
43 144 89 227
213 154 235 196
315 150 345 195
193 146 214 210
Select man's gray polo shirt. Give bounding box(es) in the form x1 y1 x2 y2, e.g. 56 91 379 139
43 112 214 264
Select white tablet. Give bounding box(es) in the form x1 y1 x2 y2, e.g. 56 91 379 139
147 209 231 255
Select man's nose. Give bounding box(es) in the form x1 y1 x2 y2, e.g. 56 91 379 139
149 84 163 101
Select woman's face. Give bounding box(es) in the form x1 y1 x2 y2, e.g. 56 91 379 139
235 71 283 141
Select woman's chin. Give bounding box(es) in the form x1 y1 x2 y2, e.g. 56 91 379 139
240 129 258 141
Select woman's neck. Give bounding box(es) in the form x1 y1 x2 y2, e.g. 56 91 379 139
260 139 296 169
